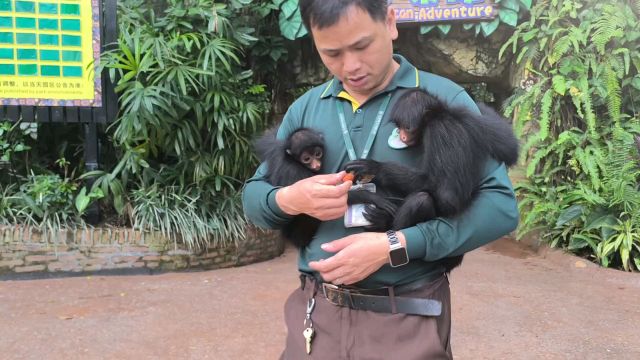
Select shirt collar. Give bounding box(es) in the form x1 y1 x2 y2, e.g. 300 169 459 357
320 54 419 99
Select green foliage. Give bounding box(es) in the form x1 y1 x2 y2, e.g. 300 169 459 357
0 119 104 236
6 166 104 242
0 184 26 225
503 0 640 271
130 184 247 249
278 0 307 40
95 0 271 248
0 121 36 182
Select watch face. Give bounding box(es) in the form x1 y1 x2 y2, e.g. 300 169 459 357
389 247 409 267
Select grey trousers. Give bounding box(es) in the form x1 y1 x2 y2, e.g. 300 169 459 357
280 275 452 360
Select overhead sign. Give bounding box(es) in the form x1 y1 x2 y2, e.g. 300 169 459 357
0 0 102 107
389 0 497 23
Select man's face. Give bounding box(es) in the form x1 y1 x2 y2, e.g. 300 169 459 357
310 6 399 102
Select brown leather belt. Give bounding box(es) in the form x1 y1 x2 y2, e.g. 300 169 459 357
301 273 443 317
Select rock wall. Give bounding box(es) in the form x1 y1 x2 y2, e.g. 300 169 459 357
0 225 284 276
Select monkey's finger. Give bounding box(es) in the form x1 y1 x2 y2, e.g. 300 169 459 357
343 164 374 178
381 202 398 216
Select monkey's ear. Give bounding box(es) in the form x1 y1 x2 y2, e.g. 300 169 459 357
285 149 292 156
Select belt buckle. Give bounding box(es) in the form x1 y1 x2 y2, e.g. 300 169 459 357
322 283 353 308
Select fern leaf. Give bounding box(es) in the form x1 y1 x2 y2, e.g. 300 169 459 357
612 48 631 75
605 65 622 124
577 76 597 138
526 138 553 177
549 36 571 65
591 6 625 54
539 88 554 140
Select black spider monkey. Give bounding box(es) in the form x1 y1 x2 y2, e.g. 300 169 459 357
253 127 325 248
344 89 519 272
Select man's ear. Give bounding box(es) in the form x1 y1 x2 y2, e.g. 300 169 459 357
386 6 398 40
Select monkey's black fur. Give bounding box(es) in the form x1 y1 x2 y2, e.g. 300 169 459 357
345 89 519 272
253 127 325 248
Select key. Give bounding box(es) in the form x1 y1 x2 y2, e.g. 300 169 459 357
303 327 314 354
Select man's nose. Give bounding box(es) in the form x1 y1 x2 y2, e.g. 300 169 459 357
343 51 361 73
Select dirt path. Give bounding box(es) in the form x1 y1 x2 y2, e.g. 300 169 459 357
1 237 639 359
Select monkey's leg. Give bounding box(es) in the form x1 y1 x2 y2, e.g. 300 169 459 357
282 215 319 248
347 191 398 232
362 202 399 232
392 192 437 230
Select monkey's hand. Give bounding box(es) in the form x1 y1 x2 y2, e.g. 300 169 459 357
363 203 396 232
343 160 381 181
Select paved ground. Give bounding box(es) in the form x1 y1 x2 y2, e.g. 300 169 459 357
1 236 639 360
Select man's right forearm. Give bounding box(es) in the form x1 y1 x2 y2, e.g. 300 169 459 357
243 170 352 228
242 165 294 229
274 186 302 216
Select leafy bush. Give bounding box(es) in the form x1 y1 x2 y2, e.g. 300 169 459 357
0 121 36 183
92 0 271 248
0 120 103 239
501 0 640 270
0 184 25 225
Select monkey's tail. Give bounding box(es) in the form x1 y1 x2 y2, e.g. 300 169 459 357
476 103 519 167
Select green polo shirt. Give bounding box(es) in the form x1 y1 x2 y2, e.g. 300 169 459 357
242 55 518 288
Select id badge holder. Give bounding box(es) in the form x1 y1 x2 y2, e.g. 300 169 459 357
344 183 376 228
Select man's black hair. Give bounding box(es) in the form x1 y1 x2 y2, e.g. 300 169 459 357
299 0 388 31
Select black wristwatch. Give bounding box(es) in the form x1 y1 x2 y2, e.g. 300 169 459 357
386 230 409 267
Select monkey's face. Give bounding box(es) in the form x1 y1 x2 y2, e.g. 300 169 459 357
398 127 421 147
299 146 323 172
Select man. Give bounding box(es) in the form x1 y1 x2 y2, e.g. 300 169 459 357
242 1 518 358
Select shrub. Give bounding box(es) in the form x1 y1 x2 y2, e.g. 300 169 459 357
501 0 640 270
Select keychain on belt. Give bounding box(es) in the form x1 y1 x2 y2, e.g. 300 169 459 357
303 297 316 354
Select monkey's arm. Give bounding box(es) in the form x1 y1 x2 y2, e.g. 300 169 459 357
343 160 427 197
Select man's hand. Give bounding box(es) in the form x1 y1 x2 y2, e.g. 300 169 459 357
275 171 352 221
309 232 400 285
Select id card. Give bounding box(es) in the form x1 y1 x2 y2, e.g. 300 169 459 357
344 183 376 228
